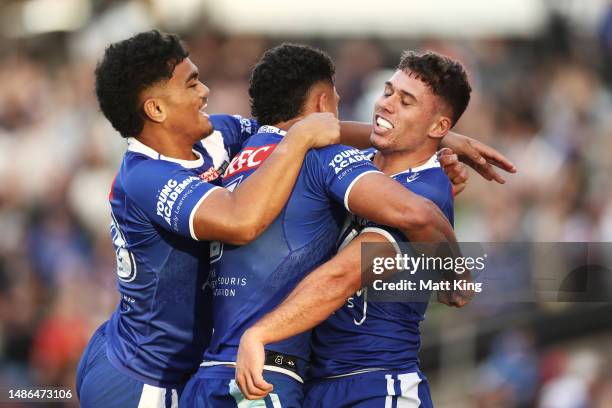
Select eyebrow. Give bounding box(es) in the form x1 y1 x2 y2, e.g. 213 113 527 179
385 81 417 102
186 70 199 84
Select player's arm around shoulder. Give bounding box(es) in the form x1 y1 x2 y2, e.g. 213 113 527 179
346 172 454 243
192 112 341 245
236 230 395 400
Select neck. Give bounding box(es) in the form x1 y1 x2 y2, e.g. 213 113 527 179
272 117 301 132
373 146 437 176
136 125 198 161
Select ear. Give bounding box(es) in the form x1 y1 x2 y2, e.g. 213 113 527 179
428 115 452 139
142 98 166 123
315 91 329 113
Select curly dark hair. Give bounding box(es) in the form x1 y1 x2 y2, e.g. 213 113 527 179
249 43 335 125
95 30 189 138
398 51 471 126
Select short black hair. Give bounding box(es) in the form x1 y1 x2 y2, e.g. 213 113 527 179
398 51 471 126
249 43 335 125
95 30 189 138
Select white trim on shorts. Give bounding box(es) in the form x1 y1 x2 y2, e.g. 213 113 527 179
385 372 422 408
137 384 178 408
200 361 304 384
324 367 390 379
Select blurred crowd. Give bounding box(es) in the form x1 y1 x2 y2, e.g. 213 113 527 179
465 330 612 408
0 2 611 407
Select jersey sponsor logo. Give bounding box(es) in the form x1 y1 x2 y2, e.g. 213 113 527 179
199 166 221 182
235 115 254 135
209 273 248 297
224 144 276 178
156 176 200 225
328 149 370 174
258 125 286 136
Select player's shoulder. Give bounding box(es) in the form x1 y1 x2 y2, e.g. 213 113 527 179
410 166 451 187
396 155 449 185
310 143 371 164
394 155 452 205
210 114 257 133
123 149 177 172
120 150 183 190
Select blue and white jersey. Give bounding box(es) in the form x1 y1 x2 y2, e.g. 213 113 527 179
310 153 454 379
202 125 380 380
105 114 257 387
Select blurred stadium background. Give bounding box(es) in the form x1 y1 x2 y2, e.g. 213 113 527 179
1 0 611 406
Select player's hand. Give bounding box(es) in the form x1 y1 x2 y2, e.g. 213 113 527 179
289 112 341 149
437 271 475 308
437 286 474 308
235 328 273 400
438 148 468 196
441 132 517 184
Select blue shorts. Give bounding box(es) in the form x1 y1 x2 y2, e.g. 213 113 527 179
76 322 182 408
180 365 303 407
303 369 433 408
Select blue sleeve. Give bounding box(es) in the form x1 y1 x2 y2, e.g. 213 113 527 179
124 161 221 240
364 169 454 242
209 114 259 159
310 144 381 211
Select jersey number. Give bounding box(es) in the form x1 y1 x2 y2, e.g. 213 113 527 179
111 212 137 282
209 175 244 264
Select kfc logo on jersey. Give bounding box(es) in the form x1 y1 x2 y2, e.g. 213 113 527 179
224 144 276 178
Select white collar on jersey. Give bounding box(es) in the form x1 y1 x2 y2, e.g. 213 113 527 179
127 137 204 169
258 125 287 136
390 152 440 177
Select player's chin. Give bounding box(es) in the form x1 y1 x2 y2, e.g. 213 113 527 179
198 120 214 138
370 133 391 151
